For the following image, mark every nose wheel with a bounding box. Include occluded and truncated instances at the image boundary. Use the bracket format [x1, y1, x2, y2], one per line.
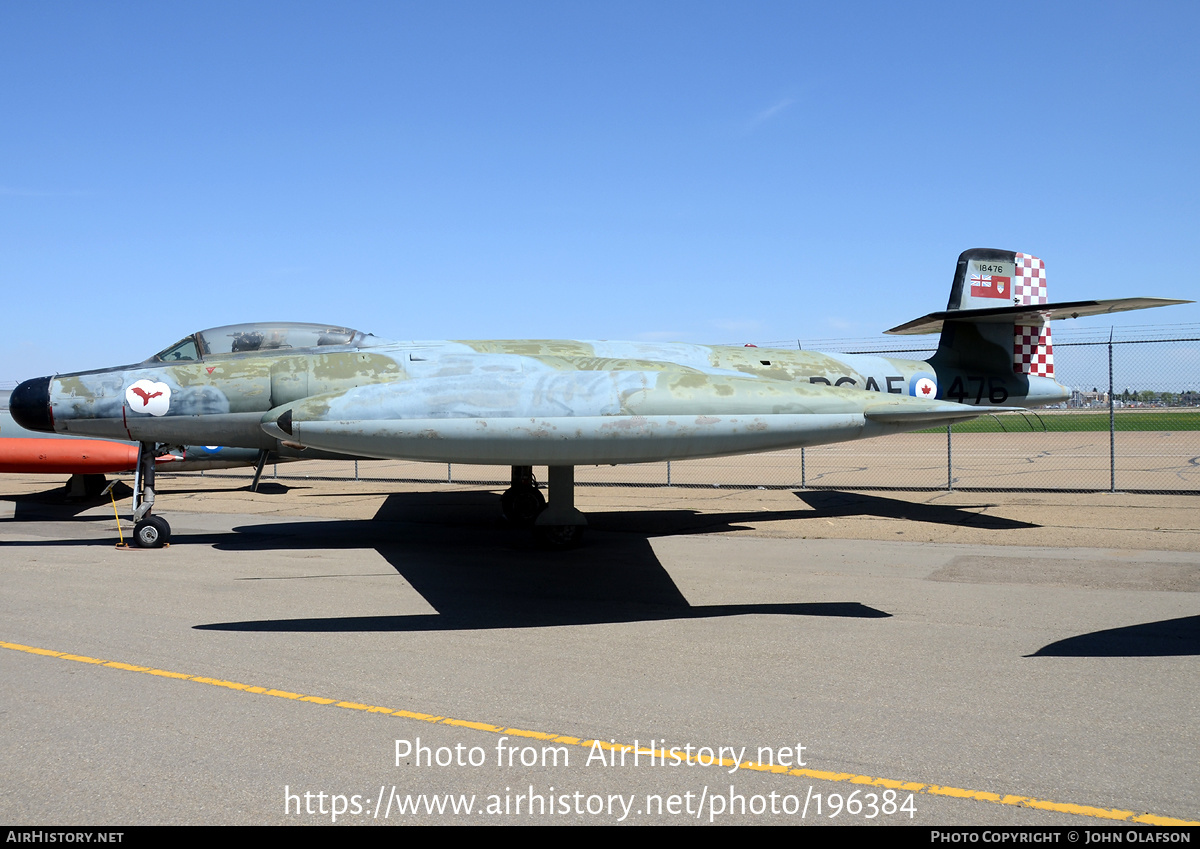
[133, 515, 171, 548]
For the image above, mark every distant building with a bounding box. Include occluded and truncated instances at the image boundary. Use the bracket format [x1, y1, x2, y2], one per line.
[1068, 389, 1109, 408]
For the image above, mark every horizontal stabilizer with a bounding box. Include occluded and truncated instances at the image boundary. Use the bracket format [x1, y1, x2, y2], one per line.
[886, 298, 1191, 336]
[863, 402, 1020, 425]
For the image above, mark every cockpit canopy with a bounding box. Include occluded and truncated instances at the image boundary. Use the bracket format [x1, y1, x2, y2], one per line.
[153, 322, 375, 363]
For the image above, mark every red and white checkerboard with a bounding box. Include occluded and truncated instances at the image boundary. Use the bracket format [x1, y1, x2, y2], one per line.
[1013, 252, 1047, 305]
[1014, 324, 1053, 377]
[1012, 253, 1052, 376]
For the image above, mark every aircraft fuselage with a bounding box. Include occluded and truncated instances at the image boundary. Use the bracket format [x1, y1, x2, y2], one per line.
[12, 333, 1063, 467]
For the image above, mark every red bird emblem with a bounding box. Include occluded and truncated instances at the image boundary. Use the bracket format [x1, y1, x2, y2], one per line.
[130, 387, 164, 406]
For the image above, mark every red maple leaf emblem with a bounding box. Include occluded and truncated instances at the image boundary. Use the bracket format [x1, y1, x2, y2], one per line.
[921, 383, 933, 395]
[131, 387, 164, 406]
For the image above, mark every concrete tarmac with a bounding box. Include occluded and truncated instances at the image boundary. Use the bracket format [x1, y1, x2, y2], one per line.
[1, 473, 1197, 826]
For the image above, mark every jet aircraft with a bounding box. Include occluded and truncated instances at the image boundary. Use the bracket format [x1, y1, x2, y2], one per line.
[9, 249, 1187, 548]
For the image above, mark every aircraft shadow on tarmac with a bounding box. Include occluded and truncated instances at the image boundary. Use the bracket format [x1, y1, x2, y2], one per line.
[193, 490, 891, 632]
[1027, 615, 1200, 658]
[6, 485, 1052, 631]
[0, 480, 295, 522]
[0, 481, 135, 520]
[792, 490, 1041, 530]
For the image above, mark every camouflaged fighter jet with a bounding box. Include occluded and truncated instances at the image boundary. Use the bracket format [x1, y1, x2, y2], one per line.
[9, 248, 1188, 548]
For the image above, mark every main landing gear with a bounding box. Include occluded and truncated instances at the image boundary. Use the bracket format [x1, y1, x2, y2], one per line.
[130, 442, 171, 548]
[500, 466, 546, 525]
[501, 465, 586, 549]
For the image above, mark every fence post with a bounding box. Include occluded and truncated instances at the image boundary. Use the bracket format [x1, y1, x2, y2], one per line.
[947, 425, 953, 491]
[1109, 329, 1116, 492]
[800, 447, 806, 489]
[354, 460, 359, 482]
[666, 460, 671, 486]
[447, 463, 453, 483]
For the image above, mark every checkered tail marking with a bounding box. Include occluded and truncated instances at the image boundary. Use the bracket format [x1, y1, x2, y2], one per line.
[1011, 253, 1052, 376]
[1013, 253, 1047, 305]
[1014, 325, 1053, 377]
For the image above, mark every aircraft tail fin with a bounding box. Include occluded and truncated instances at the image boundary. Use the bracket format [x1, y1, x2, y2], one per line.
[886, 248, 1190, 378]
[945, 248, 1047, 313]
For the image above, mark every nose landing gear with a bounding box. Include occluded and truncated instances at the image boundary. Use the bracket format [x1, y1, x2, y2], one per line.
[130, 442, 171, 548]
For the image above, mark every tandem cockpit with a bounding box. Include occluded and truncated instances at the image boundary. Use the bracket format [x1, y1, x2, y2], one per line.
[150, 322, 383, 363]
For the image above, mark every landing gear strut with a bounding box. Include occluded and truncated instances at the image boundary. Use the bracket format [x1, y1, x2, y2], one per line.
[131, 442, 170, 548]
[501, 465, 586, 548]
[500, 465, 545, 526]
[533, 465, 586, 549]
[249, 448, 270, 492]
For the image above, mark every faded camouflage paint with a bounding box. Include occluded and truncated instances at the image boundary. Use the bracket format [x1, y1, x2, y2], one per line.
[263, 353, 997, 465]
[49, 351, 402, 420]
[275, 350, 935, 426]
[456, 339, 1069, 407]
[40, 324, 1058, 461]
[281, 367, 858, 426]
[45, 344, 408, 449]
[461, 340, 943, 399]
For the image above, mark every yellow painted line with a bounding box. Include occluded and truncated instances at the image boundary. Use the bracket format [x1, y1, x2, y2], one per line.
[336, 701, 395, 714]
[742, 762, 791, 775]
[503, 727, 560, 741]
[265, 689, 301, 700]
[1136, 813, 1191, 826]
[59, 654, 106, 665]
[391, 709, 443, 722]
[1021, 800, 1135, 822]
[3, 638, 1197, 826]
[443, 718, 505, 733]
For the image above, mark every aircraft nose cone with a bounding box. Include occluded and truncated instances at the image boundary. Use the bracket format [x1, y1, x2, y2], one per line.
[9, 376, 54, 432]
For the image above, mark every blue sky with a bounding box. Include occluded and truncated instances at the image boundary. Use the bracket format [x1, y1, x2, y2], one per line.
[2, 1, 1197, 384]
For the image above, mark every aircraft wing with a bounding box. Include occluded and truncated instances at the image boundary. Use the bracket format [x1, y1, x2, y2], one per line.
[886, 298, 1192, 335]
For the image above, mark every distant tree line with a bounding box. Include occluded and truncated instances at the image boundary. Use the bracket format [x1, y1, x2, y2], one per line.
[1115, 388, 1200, 406]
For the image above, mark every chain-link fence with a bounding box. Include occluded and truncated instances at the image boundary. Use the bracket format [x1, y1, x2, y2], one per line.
[179, 327, 1200, 494]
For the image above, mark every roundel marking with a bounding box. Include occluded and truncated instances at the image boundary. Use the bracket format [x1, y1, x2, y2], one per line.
[125, 379, 172, 417]
[910, 375, 938, 399]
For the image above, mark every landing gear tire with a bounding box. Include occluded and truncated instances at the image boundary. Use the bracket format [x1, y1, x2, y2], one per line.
[534, 524, 584, 550]
[133, 515, 171, 549]
[501, 486, 546, 526]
